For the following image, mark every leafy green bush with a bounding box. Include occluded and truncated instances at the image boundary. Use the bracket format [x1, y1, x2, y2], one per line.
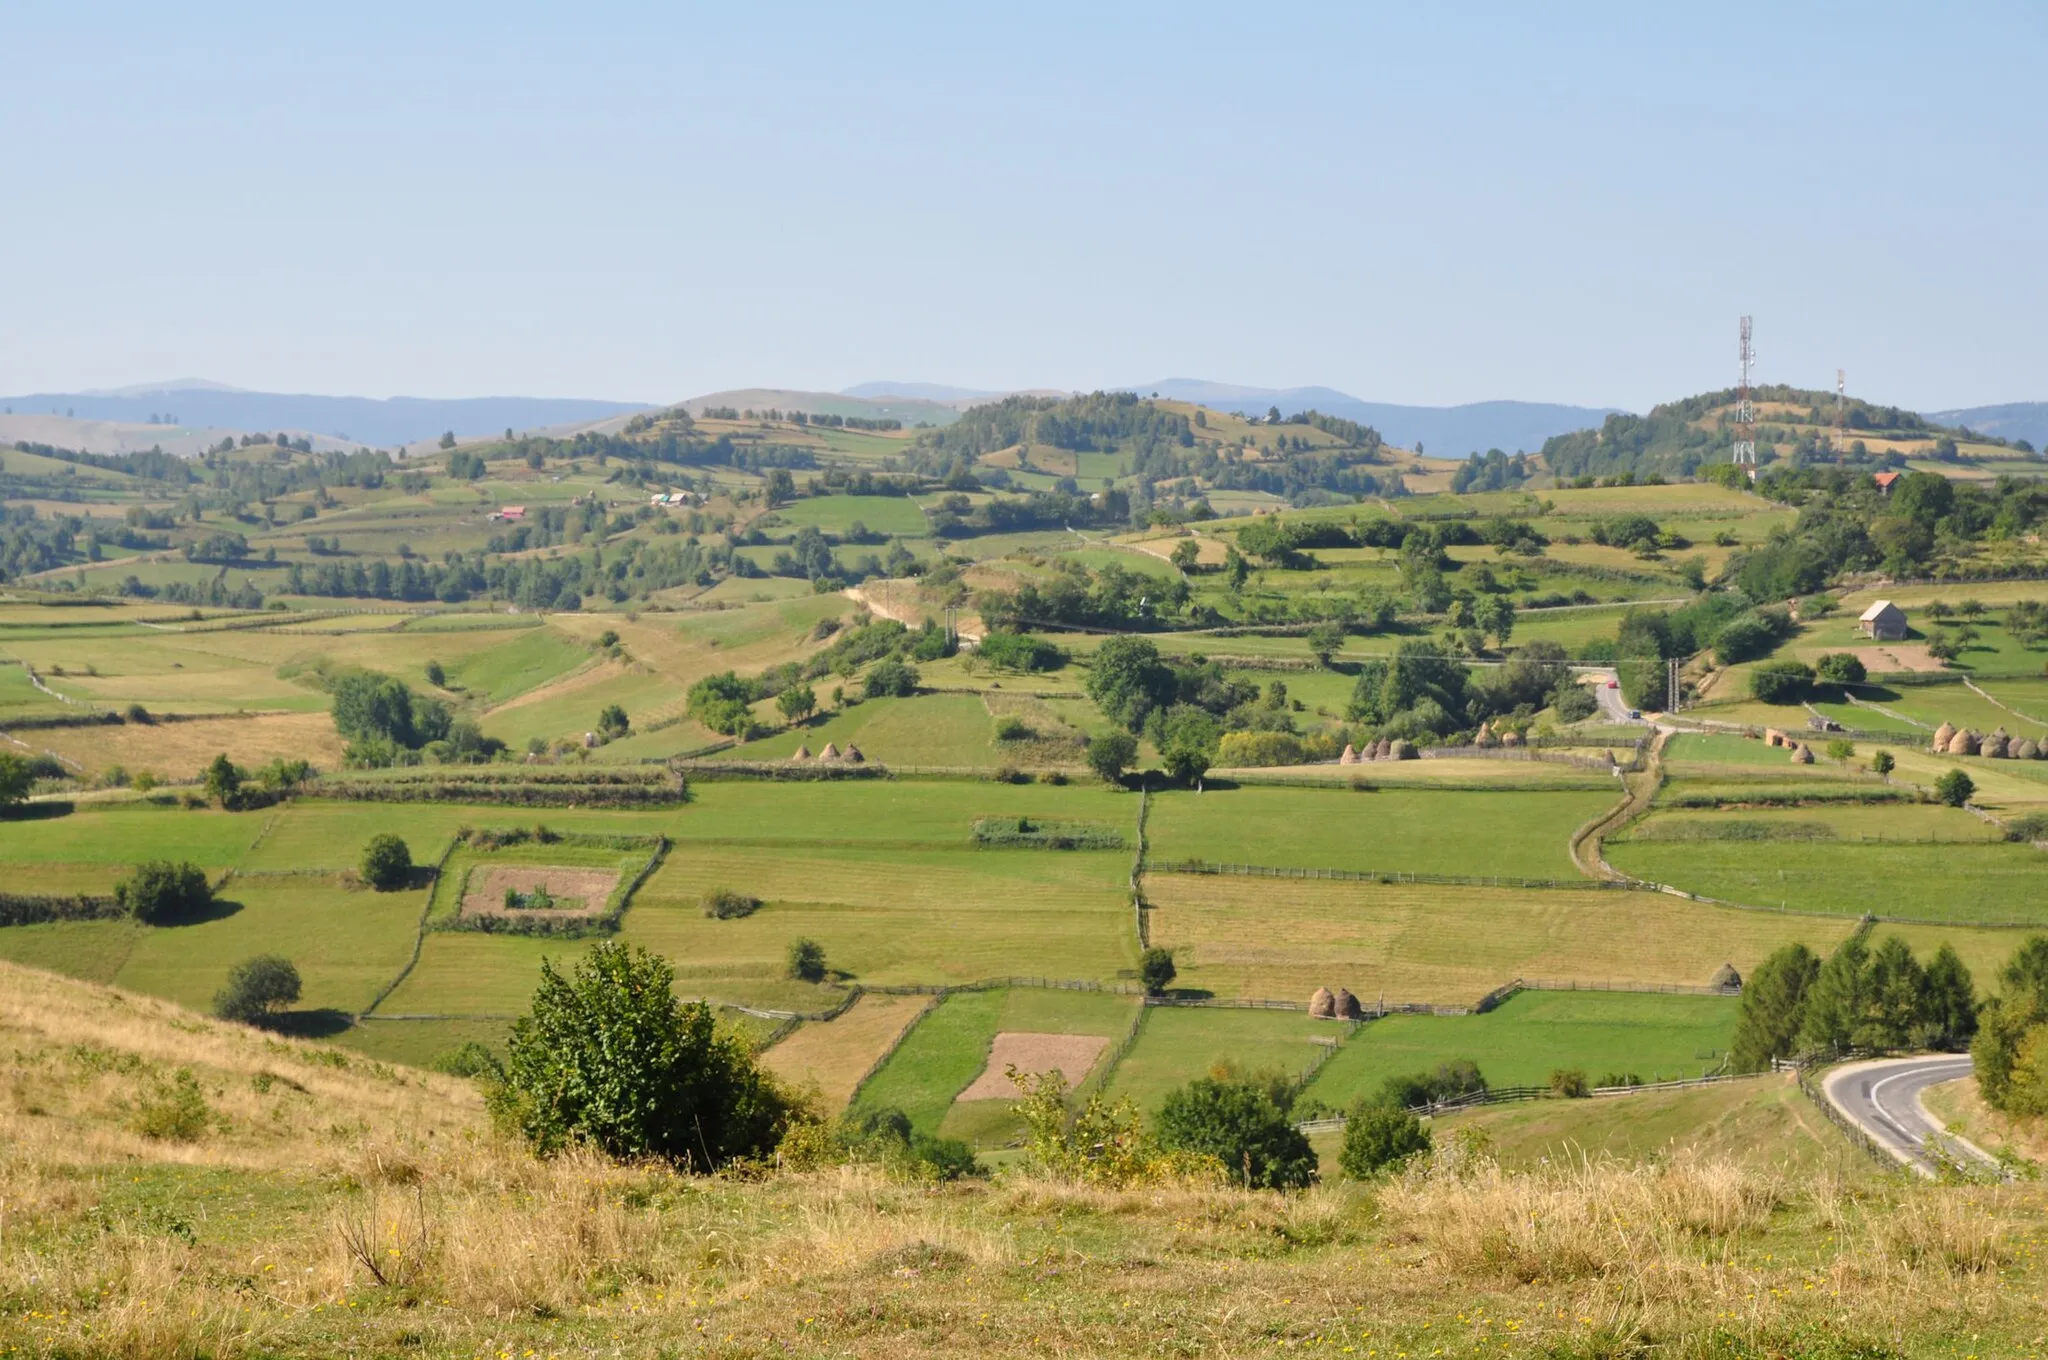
[1749, 660, 1815, 704]
[132, 1069, 212, 1141]
[1338, 1104, 1432, 1178]
[115, 861, 213, 925]
[1551, 681, 1599, 724]
[494, 942, 795, 1166]
[212, 955, 302, 1026]
[1550, 1067, 1591, 1098]
[1154, 1077, 1315, 1189]
[1138, 947, 1176, 996]
[1815, 652, 1867, 685]
[863, 658, 919, 699]
[993, 715, 1032, 742]
[702, 887, 760, 919]
[975, 631, 1067, 672]
[1936, 768, 1976, 807]
[1215, 730, 1306, 767]
[360, 834, 412, 891]
[431, 1042, 505, 1080]
[0, 751, 33, 807]
[1086, 730, 1137, 784]
[787, 937, 827, 982]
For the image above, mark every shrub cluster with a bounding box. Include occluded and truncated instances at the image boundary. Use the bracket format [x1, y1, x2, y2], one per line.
[971, 816, 1125, 850]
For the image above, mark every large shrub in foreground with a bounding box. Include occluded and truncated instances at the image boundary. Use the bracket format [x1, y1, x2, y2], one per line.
[1154, 1077, 1315, 1189]
[495, 943, 795, 1168]
[1339, 1104, 1432, 1179]
[115, 860, 212, 924]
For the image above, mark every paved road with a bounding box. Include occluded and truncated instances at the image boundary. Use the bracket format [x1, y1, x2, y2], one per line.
[1821, 1055, 1995, 1177]
[1582, 667, 1649, 727]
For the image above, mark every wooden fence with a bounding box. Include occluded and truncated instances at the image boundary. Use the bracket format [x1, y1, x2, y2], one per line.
[1151, 859, 1648, 892]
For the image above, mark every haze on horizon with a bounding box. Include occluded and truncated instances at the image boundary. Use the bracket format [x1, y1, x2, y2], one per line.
[3, 2, 2043, 413]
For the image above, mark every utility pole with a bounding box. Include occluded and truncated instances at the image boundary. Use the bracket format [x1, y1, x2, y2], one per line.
[1731, 317, 1758, 466]
[1833, 368, 1848, 459]
[1668, 658, 1680, 713]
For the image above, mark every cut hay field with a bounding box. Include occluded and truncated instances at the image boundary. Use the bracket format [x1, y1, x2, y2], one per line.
[1604, 838, 2048, 922]
[725, 693, 1005, 766]
[761, 495, 929, 537]
[620, 844, 1135, 1002]
[1144, 785, 1612, 878]
[0, 803, 268, 868]
[1301, 990, 1739, 1110]
[758, 992, 932, 1107]
[1218, 757, 1618, 789]
[1619, 801, 2004, 843]
[1106, 1006, 1337, 1113]
[29, 711, 348, 780]
[1141, 872, 1863, 1004]
[441, 626, 592, 703]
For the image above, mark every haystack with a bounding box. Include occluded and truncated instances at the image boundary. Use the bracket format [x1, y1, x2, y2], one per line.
[1333, 988, 1363, 1020]
[819, 742, 842, 760]
[843, 744, 865, 763]
[1933, 721, 1958, 750]
[1308, 986, 1336, 1019]
[791, 743, 812, 761]
[1474, 722, 1499, 749]
[1501, 728, 1523, 748]
[1791, 744, 1814, 764]
[1339, 744, 1358, 765]
[1948, 729, 1979, 756]
[1984, 732, 2010, 759]
[1374, 737, 1393, 760]
[1709, 962, 1742, 992]
[2016, 738, 2042, 760]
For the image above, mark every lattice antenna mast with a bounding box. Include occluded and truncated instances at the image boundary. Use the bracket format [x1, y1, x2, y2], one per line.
[1833, 368, 1847, 458]
[1731, 316, 1757, 465]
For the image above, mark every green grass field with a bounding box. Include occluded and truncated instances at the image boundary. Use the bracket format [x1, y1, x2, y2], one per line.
[1301, 990, 1738, 1110]
[442, 626, 591, 703]
[1606, 838, 2048, 922]
[850, 989, 1004, 1134]
[1106, 1006, 1338, 1112]
[762, 495, 929, 537]
[0, 804, 269, 868]
[1144, 785, 1611, 878]
[726, 694, 1005, 766]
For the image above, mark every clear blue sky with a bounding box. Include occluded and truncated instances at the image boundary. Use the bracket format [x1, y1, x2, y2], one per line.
[3, 1, 2042, 411]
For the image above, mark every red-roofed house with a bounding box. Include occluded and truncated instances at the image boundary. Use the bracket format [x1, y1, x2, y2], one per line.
[1873, 471, 1901, 494]
[490, 505, 527, 522]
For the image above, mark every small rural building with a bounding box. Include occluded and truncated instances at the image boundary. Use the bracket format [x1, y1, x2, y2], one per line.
[1859, 599, 1907, 641]
[490, 505, 527, 522]
[1873, 470, 1902, 494]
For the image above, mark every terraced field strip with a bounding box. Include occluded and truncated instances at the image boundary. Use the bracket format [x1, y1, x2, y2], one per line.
[758, 992, 933, 1108]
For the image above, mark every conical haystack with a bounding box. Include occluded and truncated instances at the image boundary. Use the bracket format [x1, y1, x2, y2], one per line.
[819, 742, 842, 760]
[1710, 962, 1742, 992]
[1948, 730, 1978, 755]
[1374, 737, 1393, 760]
[1791, 744, 1814, 764]
[1474, 723, 1499, 749]
[1501, 728, 1523, 747]
[2016, 738, 2042, 760]
[1984, 733, 2010, 759]
[1308, 986, 1336, 1019]
[1333, 988, 1363, 1020]
[1339, 744, 1358, 765]
[1933, 721, 1958, 750]
[843, 744, 865, 763]
[791, 743, 812, 760]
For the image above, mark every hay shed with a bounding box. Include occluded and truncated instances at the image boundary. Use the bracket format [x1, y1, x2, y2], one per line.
[1764, 728, 1787, 747]
[819, 742, 842, 760]
[1933, 721, 1958, 750]
[1333, 987, 1363, 1020]
[1710, 962, 1742, 992]
[1308, 986, 1336, 1019]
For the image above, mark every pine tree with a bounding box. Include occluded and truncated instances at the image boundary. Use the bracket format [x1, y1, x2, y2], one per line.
[1729, 942, 1820, 1070]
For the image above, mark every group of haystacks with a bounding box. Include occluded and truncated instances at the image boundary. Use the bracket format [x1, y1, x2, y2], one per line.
[1471, 719, 1525, 749]
[788, 741, 865, 763]
[1338, 738, 1417, 763]
[1761, 728, 1819, 764]
[1308, 986, 1366, 1019]
[1931, 722, 2044, 760]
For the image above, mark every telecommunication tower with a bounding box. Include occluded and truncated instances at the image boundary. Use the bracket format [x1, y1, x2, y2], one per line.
[1731, 316, 1757, 465]
[1832, 368, 1847, 459]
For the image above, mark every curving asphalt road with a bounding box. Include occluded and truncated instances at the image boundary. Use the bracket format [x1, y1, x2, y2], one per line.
[1820, 1055, 1997, 1177]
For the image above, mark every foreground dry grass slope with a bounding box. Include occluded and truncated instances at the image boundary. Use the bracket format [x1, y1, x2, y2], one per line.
[3, 957, 2046, 1358]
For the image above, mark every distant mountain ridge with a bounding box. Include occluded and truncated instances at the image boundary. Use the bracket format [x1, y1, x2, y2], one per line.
[0, 384, 652, 448]
[1127, 379, 1621, 456]
[1925, 402, 2048, 449]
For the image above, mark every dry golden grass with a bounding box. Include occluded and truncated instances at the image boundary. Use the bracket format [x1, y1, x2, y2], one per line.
[1143, 872, 1860, 1003]
[7, 957, 2048, 1358]
[759, 993, 932, 1107]
[31, 711, 348, 780]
